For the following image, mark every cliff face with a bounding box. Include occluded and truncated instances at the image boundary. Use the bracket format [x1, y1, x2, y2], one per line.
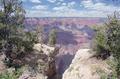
[62, 49, 110, 79]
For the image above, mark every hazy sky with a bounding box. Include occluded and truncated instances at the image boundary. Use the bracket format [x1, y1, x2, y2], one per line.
[22, 0, 120, 17]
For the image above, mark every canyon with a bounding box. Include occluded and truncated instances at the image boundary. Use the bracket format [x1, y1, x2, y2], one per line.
[24, 17, 105, 76]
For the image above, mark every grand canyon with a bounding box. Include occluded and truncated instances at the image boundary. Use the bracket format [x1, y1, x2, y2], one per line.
[0, 0, 120, 79]
[24, 17, 105, 74]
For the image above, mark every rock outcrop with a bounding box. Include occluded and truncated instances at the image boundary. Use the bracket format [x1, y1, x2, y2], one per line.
[33, 44, 59, 78]
[62, 49, 110, 79]
[19, 44, 59, 79]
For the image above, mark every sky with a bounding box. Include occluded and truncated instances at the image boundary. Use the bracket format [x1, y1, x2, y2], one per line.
[22, 0, 120, 17]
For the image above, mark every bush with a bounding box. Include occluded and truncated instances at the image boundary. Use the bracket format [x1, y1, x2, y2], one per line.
[48, 29, 57, 46]
[106, 58, 118, 79]
[3, 29, 37, 68]
[93, 12, 120, 77]
[36, 25, 45, 44]
[92, 25, 110, 59]
[0, 69, 22, 79]
[106, 12, 120, 76]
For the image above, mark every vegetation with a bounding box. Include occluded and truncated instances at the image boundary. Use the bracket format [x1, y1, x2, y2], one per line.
[106, 58, 118, 79]
[0, 0, 36, 68]
[96, 68, 108, 79]
[36, 25, 45, 44]
[92, 25, 109, 59]
[106, 12, 120, 76]
[93, 12, 120, 78]
[48, 29, 57, 46]
[0, 69, 23, 79]
[0, 1, 58, 79]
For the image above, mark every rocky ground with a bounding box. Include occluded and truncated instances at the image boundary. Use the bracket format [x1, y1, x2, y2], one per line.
[0, 45, 111, 79]
[0, 44, 59, 79]
[62, 49, 111, 79]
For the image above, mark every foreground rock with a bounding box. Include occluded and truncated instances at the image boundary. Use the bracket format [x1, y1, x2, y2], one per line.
[62, 49, 110, 79]
[19, 44, 59, 79]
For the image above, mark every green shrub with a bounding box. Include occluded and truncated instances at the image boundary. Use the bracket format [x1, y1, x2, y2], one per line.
[36, 25, 45, 44]
[92, 25, 110, 59]
[0, 0, 36, 68]
[96, 68, 107, 79]
[0, 69, 22, 79]
[3, 30, 37, 68]
[106, 58, 118, 79]
[48, 29, 57, 46]
[105, 12, 120, 76]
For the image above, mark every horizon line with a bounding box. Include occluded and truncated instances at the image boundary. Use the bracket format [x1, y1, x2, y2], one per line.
[25, 16, 107, 18]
